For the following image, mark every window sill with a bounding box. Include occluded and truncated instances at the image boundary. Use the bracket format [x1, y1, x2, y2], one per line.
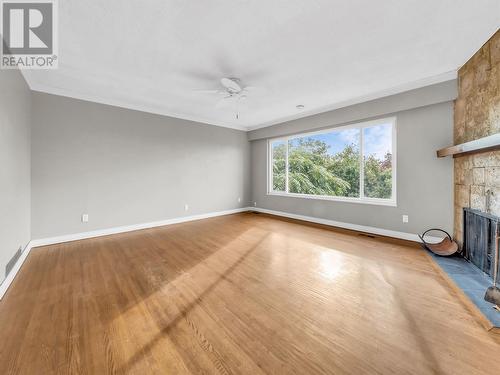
[266, 191, 397, 207]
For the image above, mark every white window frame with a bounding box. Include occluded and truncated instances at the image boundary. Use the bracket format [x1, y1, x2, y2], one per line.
[267, 117, 397, 207]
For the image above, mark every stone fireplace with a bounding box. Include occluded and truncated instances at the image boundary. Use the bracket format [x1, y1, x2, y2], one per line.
[454, 29, 500, 248]
[421, 29, 500, 331]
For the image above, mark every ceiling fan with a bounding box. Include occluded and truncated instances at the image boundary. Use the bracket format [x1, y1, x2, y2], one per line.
[196, 77, 261, 119]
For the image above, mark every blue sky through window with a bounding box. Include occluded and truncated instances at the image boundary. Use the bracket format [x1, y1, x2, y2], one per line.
[363, 123, 392, 160]
[289, 123, 392, 160]
[289, 129, 359, 155]
[313, 128, 359, 155]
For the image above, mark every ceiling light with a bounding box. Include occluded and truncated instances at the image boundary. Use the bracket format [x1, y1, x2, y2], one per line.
[296, 104, 305, 109]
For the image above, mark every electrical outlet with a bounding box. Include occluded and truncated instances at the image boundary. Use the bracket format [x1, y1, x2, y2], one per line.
[253, 202, 257, 207]
[81, 214, 89, 223]
[402, 215, 409, 223]
[238, 197, 241, 203]
[184, 204, 189, 211]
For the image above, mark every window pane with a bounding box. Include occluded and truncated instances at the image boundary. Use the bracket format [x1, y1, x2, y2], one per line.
[271, 140, 286, 191]
[288, 129, 360, 197]
[363, 124, 393, 199]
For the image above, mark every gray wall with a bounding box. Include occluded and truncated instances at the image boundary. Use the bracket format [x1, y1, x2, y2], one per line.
[250, 99, 454, 235]
[31, 93, 251, 239]
[0, 69, 31, 281]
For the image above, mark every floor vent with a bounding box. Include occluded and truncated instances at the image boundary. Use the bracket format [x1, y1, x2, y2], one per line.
[5, 246, 23, 278]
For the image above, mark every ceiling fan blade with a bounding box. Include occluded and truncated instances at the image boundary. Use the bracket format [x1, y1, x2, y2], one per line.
[193, 89, 221, 94]
[215, 96, 238, 109]
[242, 86, 267, 94]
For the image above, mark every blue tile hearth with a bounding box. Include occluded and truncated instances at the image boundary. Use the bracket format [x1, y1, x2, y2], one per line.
[429, 252, 500, 329]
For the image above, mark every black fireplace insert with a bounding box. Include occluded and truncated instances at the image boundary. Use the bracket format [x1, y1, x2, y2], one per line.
[463, 208, 500, 278]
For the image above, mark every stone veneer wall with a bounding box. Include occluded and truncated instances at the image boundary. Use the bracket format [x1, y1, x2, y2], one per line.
[454, 29, 500, 247]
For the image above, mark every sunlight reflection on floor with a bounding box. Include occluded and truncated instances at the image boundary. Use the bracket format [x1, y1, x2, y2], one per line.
[318, 250, 343, 280]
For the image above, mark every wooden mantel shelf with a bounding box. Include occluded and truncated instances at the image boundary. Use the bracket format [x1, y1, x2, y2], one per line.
[437, 134, 500, 158]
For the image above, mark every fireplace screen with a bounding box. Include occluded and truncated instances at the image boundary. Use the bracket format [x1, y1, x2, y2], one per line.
[463, 208, 499, 278]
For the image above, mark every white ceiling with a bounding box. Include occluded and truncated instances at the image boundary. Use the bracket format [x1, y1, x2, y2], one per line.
[23, 1, 500, 131]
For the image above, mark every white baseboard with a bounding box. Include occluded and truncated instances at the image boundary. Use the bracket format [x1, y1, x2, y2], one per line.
[0, 206, 432, 300]
[30, 207, 250, 248]
[249, 207, 435, 243]
[0, 207, 249, 300]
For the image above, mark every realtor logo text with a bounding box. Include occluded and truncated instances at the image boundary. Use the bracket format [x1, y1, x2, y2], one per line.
[1, 0, 58, 69]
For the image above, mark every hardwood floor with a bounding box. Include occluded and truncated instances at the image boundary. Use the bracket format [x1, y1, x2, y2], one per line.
[1, 212, 499, 374]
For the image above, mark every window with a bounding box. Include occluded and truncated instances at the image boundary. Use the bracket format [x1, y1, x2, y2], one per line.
[271, 140, 286, 192]
[268, 118, 396, 206]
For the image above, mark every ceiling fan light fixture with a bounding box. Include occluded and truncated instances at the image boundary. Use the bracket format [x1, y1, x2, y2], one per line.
[220, 77, 242, 93]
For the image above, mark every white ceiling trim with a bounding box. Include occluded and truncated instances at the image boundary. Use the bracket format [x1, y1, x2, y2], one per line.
[246, 70, 458, 131]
